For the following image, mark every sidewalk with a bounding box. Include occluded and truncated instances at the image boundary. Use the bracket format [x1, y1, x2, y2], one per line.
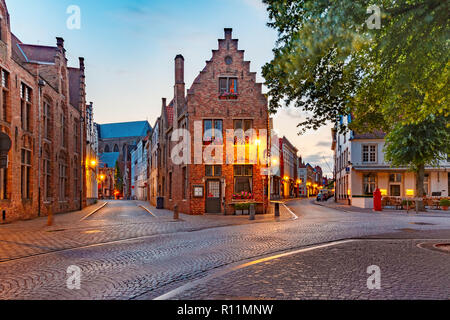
[315, 199, 450, 218]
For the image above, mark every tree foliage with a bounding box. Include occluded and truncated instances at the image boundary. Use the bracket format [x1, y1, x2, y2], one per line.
[262, 0, 449, 133]
[114, 161, 123, 193]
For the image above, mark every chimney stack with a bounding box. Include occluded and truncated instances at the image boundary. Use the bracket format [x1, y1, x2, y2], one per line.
[56, 37, 64, 49]
[224, 28, 232, 40]
[79, 57, 85, 71]
[175, 54, 184, 84]
[162, 98, 167, 108]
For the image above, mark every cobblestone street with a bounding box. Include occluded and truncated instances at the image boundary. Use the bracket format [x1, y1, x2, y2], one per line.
[0, 199, 449, 300]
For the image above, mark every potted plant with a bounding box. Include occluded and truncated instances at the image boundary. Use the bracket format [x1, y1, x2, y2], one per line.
[235, 203, 251, 215]
[402, 200, 414, 210]
[440, 199, 450, 211]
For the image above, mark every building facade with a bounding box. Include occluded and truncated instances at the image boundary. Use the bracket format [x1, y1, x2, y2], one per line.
[85, 102, 98, 205]
[152, 29, 269, 215]
[97, 121, 151, 199]
[332, 116, 450, 208]
[131, 137, 149, 201]
[0, 1, 90, 223]
[98, 152, 119, 199]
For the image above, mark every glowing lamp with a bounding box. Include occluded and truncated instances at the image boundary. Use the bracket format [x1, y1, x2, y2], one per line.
[406, 189, 414, 196]
[347, 189, 351, 196]
[380, 189, 388, 196]
[90, 159, 97, 167]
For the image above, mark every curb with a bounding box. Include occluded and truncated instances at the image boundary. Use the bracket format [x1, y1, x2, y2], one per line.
[80, 202, 108, 221]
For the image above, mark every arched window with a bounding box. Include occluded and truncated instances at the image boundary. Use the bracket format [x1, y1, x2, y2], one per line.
[104, 145, 110, 153]
[43, 98, 52, 139]
[58, 152, 68, 201]
[114, 144, 119, 153]
[43, 147, 52, 201]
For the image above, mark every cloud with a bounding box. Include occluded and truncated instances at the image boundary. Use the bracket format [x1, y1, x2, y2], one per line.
[241, 0, 268, 16]
[316, 141, 331, 148]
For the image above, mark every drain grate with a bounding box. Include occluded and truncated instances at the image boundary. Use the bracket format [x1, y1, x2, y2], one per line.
[47, 229, 66, 233]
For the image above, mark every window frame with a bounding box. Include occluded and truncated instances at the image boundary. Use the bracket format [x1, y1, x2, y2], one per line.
[203, 119, 223, 145]
[218, 77, 238, 95]
[233, 165, 253, 195]
[362, 144, 377, 164]
[21, 148, 32, 200]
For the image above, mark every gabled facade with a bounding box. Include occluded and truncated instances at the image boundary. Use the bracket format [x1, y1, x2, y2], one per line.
[152, 28, 269, 215]
[0, 1, 89, 222]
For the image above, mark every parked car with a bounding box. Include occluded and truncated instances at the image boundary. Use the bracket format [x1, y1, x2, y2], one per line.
[317, 189, 332, 202]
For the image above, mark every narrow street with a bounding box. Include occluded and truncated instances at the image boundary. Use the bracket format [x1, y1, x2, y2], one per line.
[0, 200, 449, 300]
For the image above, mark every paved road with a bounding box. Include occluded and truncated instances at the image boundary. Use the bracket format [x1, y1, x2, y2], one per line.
[0, 199, 449, 300]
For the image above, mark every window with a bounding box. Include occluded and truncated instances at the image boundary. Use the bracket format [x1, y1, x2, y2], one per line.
[0, 167, 7, 200]
[363, 174, 376, 195]
[20, 84, 32, 132]
[59, 156, 68, 201]
[390, 185, 401, 197]
[73, 120, 79, 153]
[182, 167, 187, 200]
[206, 165, 222, 177]
[423, 174, 429, 196]
[43, 151, 51, 201]
[43, 100, 51, 139]
[219, 77, 238, 94]
[114, 144, 119, 153]
[21, 148, 32, 199]
[74, 159, 79, 200]
[362, 145, 377, 163]
[389, 174, 402, 183]
[0, 69, 9, 122]
[203, 119, 223, 145]
[104, 145, 110, 153]
[60, 113, 66, 147]
[169, 172, 172, 200]
[234, 165, 253, 194]
[233, 119, 253, 145]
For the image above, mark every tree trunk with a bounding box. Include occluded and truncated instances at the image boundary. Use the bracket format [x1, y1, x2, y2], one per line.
[415, 164, 426, 212]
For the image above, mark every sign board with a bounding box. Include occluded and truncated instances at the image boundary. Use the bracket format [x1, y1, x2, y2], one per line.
[193, 186, 204, 198]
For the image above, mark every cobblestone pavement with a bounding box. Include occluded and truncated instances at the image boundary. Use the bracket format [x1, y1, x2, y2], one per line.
[171, 235, 450, 300]
[0, 199, 449, 300]
[0, 200, 292, 262]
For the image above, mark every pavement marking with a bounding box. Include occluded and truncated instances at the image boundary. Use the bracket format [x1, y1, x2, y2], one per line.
[153, 239, 355, 300]
[79, 202, 108, 222]
[138, 205, 157, 218]
[282, 203, 299, 220]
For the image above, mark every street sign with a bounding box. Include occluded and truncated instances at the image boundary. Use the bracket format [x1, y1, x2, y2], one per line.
[0, 132, 11, 169]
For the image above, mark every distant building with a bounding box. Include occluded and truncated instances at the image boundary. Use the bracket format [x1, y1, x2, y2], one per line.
[97, 121, 151, 199]
[98, 152, 120, 199]
[130, 137, 149, 201]
[85, 102, 98, 205]
[332, 116, 450, 208]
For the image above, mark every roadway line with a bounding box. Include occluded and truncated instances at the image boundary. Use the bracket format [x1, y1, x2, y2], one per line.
[282, 203, 299, 220]
[153, 239, 355, 300]
[80, 202, 108, 222]
[138, 205, 157, 218]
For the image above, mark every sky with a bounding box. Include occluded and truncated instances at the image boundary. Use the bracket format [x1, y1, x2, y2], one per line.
[7, 0, 334, 176]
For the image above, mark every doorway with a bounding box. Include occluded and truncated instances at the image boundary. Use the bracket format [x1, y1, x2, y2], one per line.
[206, 180, 221, 213]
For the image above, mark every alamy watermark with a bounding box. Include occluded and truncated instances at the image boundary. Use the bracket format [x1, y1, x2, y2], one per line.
[366, 5, 382, 30]
[66, 5, 81, 30]
[67, 265, 82, 290]
[367, 265, 381, 290]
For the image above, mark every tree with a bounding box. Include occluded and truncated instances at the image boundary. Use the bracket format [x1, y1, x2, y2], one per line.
[262, 0, 449, 209]
[385, 115, 450, 210]
[114, 161, 123, 195]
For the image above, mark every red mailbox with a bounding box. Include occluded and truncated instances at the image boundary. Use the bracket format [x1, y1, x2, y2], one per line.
[373, 188, 382, 212]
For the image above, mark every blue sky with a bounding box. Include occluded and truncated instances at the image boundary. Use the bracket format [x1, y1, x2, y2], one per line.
[8, 0, 333, 176]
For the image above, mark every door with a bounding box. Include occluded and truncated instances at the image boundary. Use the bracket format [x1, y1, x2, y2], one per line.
[206, 180, 221, 213]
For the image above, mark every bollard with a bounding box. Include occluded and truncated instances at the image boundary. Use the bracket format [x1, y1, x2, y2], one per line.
[47, 206, 53, 226]
[275, 202, 280, 217]
[173, 204, 179, 220]
[249, 204, 255, 221]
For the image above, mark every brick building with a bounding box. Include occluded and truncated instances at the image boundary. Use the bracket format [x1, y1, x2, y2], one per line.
[0, 1, 90, 223]
[151, 28, 269, 215]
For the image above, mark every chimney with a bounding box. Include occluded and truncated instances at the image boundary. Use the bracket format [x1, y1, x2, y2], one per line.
[56, 37, 64, 49]
[224, 28, 232, 40]
[175, 54, 184, 84]
[162, 98, 167, 109]
[79, 57, 85, 71]
[174, 55, 185, 120]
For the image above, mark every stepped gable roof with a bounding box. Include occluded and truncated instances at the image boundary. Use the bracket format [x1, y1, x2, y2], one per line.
[98, 121, 151, 140]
